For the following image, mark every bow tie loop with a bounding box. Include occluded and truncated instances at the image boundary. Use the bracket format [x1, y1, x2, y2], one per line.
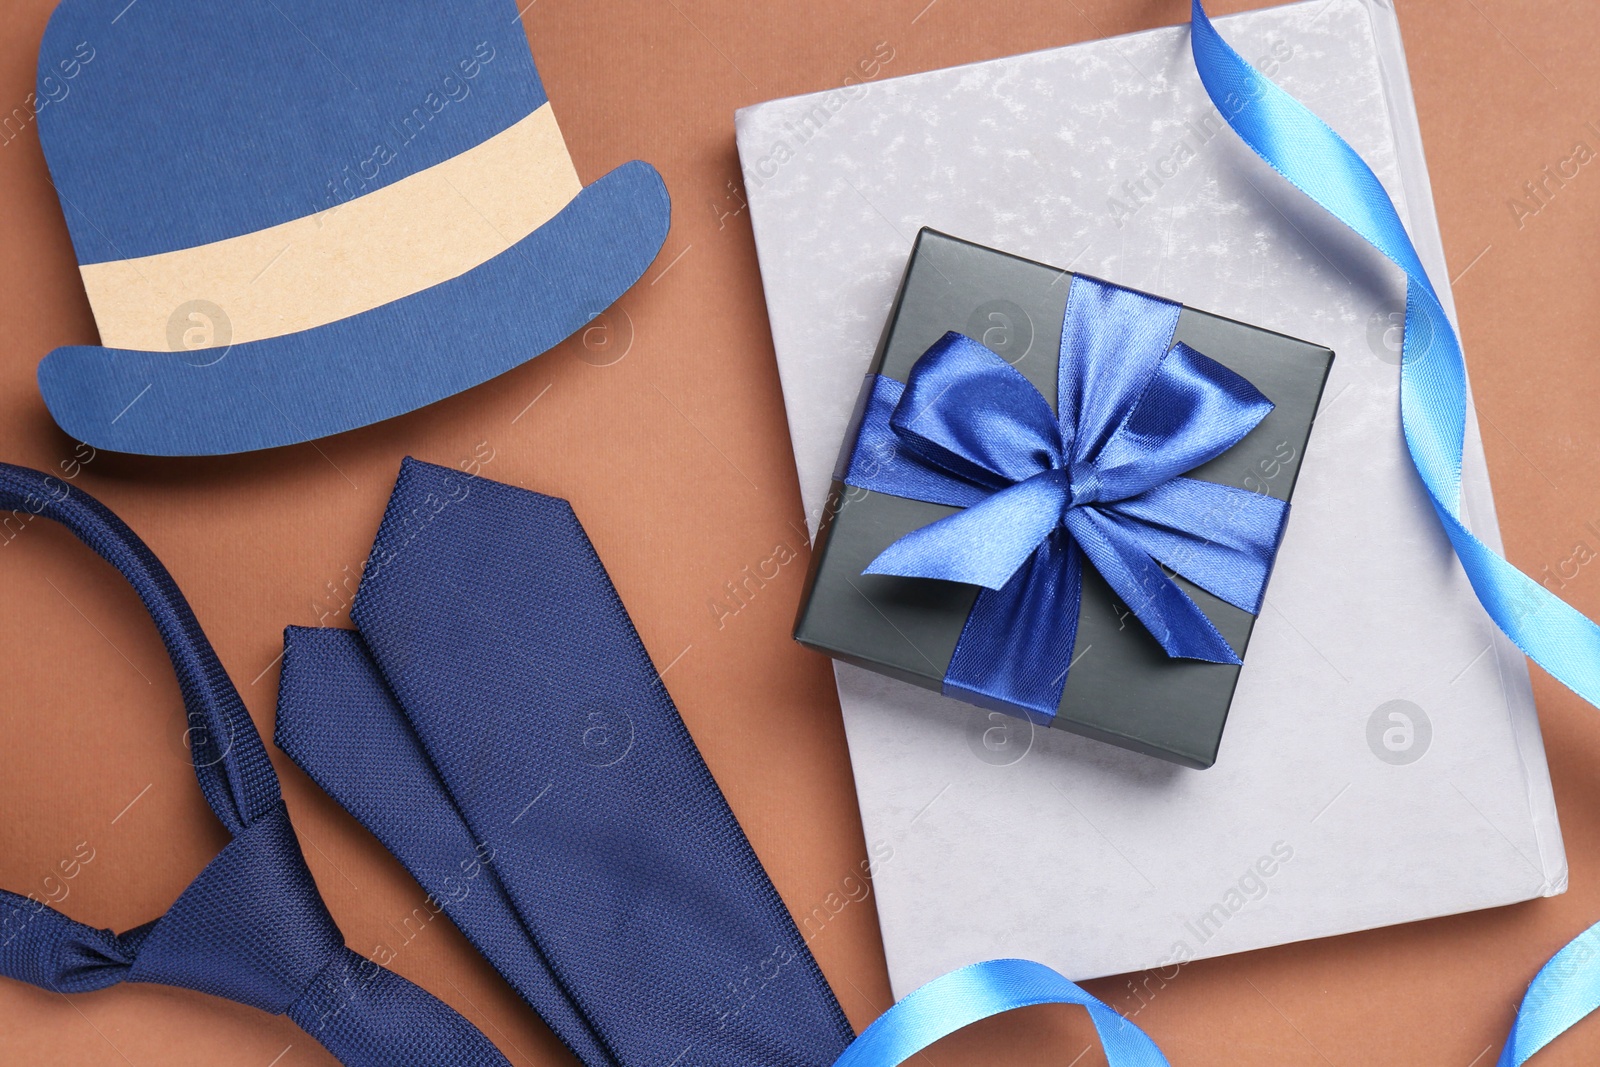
[887, 332, 1066, 491]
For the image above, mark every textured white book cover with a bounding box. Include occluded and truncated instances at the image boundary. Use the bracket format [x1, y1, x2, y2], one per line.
[736, 0, 1565, 989]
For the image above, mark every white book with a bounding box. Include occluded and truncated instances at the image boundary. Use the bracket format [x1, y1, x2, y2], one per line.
[735, 0, 1565, 988]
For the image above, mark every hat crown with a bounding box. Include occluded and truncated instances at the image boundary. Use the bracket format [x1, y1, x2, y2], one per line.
[38, 0, 548, 264]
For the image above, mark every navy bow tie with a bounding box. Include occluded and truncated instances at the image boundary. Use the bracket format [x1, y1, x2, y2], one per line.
[0, 462, 513, 1066]
[274, 458, 856, 1067]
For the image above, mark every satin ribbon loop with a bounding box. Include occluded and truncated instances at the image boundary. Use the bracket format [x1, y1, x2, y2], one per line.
[1088, 342, 1275, 501]
[845, 275, 1283, 715]
[889, 332, 1064, 489]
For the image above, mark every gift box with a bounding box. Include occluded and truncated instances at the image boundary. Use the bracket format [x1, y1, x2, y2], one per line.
[738, 0, 1563, 990]
[795, 228, 1332, 768]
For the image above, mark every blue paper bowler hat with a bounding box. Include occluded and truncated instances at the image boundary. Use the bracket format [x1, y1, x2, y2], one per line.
[34, 0, 670, 456]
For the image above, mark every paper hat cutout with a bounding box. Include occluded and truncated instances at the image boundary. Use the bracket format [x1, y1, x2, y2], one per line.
[34, 0, 670, 456]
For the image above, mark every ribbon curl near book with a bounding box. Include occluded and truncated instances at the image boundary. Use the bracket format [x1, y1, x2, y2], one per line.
[1189, 2, 1600, 1061]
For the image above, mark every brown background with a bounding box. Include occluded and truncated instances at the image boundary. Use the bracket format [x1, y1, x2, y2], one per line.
[1, 0, 1597, 1063]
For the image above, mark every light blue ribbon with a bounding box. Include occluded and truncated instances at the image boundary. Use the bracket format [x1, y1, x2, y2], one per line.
[829, 6, 1600, 1065]
[1187, 1, 1600, 1060]
[1497, 922, 1600, 1065]
[1189, 0, 1600, 698]
[833, 959, 1169, 1067]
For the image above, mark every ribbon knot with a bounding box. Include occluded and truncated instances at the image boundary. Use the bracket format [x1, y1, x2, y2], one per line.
[1, 802, 348, 1014]
[844, 275, 1293, 719]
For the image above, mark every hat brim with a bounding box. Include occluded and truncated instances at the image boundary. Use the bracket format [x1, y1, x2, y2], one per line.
[38, 160, 671, 456]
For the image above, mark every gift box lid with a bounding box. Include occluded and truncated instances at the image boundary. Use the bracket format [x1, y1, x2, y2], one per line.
[795, 228, 1334, 768]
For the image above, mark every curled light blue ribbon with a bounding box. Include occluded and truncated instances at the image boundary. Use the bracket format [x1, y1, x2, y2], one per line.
[1497, 922, 1600, 1065]
[1189, 1, 1600, 698]
[832, 959, 1169, 1067]
[1186, 1, 1600, 1060]
[844, 275, 1288, 719]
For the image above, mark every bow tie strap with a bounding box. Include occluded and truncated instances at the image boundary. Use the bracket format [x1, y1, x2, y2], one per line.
[0, 462, 512, 1067]
[0, 463, 278, 836]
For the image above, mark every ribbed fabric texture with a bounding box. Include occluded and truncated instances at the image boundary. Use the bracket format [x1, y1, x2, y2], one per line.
[276, 457, 856, 1067]
[0, 462, 512, 1067]
[276, 626, 615, 1067]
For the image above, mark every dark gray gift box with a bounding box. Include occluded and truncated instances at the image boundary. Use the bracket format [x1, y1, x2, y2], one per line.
[794, 229, 1334, 768]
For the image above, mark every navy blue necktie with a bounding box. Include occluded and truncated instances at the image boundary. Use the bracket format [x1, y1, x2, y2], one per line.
[275, 458, 856, 1067]
[0, 462, 513, 1067]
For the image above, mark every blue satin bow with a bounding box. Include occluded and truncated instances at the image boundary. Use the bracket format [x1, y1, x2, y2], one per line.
[845, 275, 1289, 718]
